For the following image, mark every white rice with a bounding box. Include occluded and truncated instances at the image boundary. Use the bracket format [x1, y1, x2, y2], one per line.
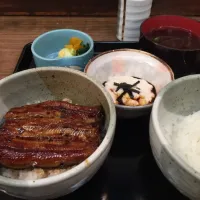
[172, 110, 200, 173]
[1, 167, 71, 180]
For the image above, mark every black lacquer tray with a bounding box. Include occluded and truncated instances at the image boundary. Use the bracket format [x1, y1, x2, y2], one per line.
[1, 42, 188, 200]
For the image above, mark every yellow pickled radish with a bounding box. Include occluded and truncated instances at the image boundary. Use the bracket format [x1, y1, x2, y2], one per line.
[73, 44, 83, 50]
[69, 37, 82, 46]
[64, 44, 74, 49]
[58, 37, 87, 58]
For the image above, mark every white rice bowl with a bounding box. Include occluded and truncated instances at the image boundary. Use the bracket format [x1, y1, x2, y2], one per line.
[150, 74, 200, 200]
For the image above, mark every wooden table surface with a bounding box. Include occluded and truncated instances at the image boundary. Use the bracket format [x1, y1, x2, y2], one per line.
[1, 15, 200, 79]
[0, 16, 118, 79]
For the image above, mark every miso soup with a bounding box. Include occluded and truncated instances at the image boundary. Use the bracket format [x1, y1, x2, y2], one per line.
[146, 27, 200, 50]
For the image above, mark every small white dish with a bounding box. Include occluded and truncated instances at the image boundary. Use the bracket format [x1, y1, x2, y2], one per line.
[85, 49, 174, 118]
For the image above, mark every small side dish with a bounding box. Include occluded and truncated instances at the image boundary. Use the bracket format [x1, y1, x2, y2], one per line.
[58, 37, 90, 58]
[31, 29, 94, 69]
[85, 49, 173, 118]
[103, 76, 156, 106]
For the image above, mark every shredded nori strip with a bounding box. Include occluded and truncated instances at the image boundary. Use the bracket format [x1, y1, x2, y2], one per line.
[102, 81, 106, 86]
[133, 76, 157, 97]
[132, 76, 141, 79]
[151, 86, 157, 102]
[114, 81, 140, 92]
[131, 89, 140, 94]
[116, 91, 127, 105]
[114, 81, 140, 105]
[127, 90, 134, 98]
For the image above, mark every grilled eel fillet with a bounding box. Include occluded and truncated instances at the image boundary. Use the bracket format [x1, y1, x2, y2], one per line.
[0, 101, 103, 169]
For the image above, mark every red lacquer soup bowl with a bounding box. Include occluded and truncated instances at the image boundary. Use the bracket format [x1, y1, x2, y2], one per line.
[139, 15, 200, 78]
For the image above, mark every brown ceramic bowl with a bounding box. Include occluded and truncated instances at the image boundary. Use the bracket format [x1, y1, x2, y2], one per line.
[85, 49, 174, 118]
[0, 67, 116, 199]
